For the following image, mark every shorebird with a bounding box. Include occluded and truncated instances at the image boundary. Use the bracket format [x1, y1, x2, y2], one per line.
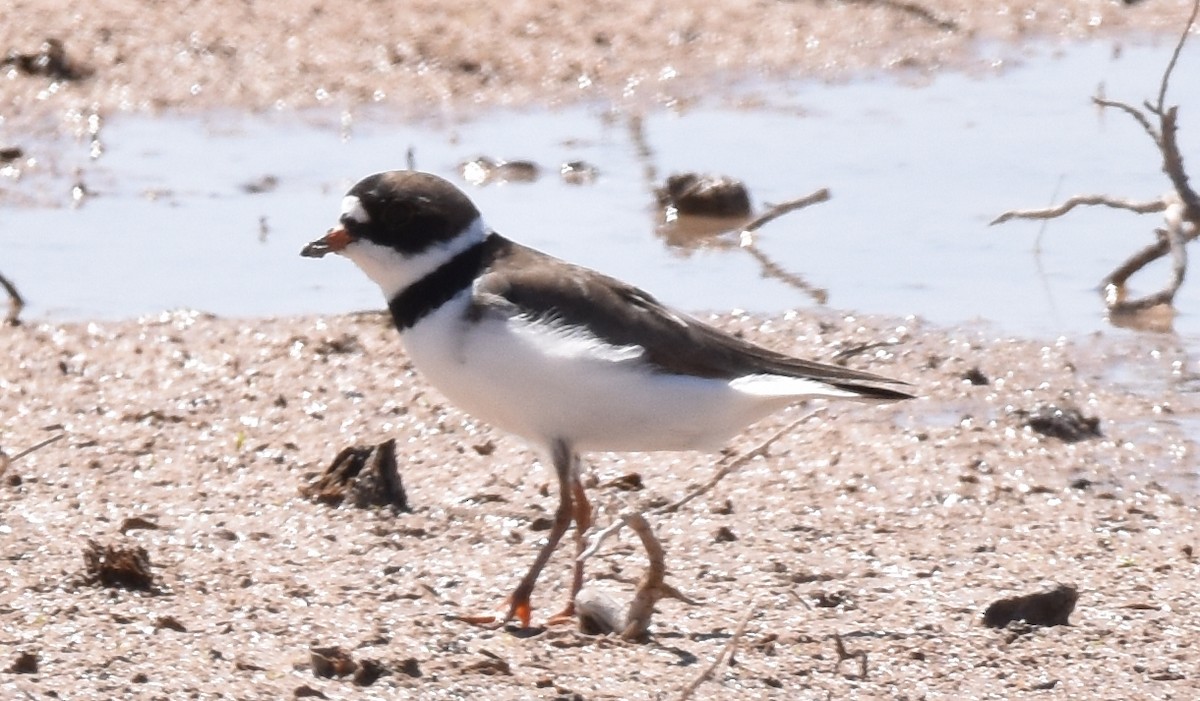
[302, 170, 912, 626]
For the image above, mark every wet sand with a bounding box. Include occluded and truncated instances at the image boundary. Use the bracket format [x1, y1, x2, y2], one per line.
[4, 1, 1200, 699]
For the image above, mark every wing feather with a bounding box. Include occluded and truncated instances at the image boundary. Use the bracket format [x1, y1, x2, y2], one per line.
[472, 236, 913, 401]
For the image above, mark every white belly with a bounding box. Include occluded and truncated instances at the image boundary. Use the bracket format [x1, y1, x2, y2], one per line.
[399, 293, 796, 452]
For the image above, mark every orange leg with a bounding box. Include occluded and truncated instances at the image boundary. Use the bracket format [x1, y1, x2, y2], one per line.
[504, 440, 576, 628]
[547, 473, 592, 624]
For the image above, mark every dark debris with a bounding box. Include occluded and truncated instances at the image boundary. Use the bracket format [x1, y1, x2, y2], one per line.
[656, 172, 751, 218]
[9, 651, 38, 674]
[2, 39, 92, 81]
[301, 439, 410, 511]
[1018, 405, 1101, 443]
[82, 540, 154, 591]
[983, 583, 1079, 628]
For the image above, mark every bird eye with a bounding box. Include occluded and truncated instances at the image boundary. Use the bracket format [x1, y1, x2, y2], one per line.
[339, 195, 372, 226]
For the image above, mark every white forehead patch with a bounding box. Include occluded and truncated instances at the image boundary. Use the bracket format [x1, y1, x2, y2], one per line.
[340, 195, 370, 224]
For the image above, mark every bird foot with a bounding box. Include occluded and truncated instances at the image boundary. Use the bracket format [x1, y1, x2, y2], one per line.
[452, 594, 532, 629]
[454, 614, 505, 628]
[507, 598, 534, 629]
[544, 603, 577, 627]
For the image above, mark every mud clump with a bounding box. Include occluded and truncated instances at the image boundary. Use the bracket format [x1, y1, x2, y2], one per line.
[983, 583, 1079, 628]
[9, 651, 39, 674]
[301, 439, 410, 511]
[657, 173, 752, 218]
[1018, 405, 1101, 443]
[2, 39, 92, 81]
[309, 646, 387, 686]
[82, 540, 155, 591]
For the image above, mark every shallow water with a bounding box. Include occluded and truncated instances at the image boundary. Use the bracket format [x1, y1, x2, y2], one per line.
[2, 40, 1198, 339]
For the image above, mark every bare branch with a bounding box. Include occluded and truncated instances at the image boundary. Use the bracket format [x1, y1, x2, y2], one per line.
[678, 607, 754, 701]
[1093, 97, 1160, 145]
[995, 0, 1199, 319]
[659, 408, 826, 514]
[1161, 107, 1200, 224]
[834, 632, 869, 678]
[841, 0, 959, 31]
[738, 188, 831, 237]
[740, 244, 829, 305]
[8, 434, 65, 463]
[2, 434, 65, 477]
[580, 408, 826, 563]
[0, 272, 24, 326]
[990, 195, 1165, 226]
[620, 512, 698, 641]
[1106, 208, 1192, 313]
[1155, 0, 1200, 113]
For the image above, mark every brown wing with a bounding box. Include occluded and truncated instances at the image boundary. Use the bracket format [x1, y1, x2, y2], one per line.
[473, 237, 913, 401]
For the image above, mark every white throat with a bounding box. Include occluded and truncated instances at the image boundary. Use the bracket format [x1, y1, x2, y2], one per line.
[340, 216, 488, 301]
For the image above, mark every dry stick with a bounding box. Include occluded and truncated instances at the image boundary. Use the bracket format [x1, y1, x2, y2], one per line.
[735, 189, 833, 305]
[842, 0, 959, 31]
[1155, 0, 1200, 115]
[620, 512, 698, 641]
[1108, 218, 1190, 312]
[741, 245, 829, 305]
[0, 272, 24, 326]
[8, 434, 64, 462]
[833, 632, 869, 679]
[678, 606, 755, 701]
[995, 0, 1200, 313]
[1099, 0, 1200, 312]
[1093, 97, 1160, 144]
[1104, 219, 1200, 285]
[660, 407, 826, 514]
[1160, 106, 1200, 223]
[738, 188, 831, 237]
[0, 434, 65, 477]
[579, 408, 825, 560]
[989, 195, 1165, 226]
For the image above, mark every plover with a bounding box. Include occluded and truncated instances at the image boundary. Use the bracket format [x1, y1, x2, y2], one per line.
[302, 170, 912, 627]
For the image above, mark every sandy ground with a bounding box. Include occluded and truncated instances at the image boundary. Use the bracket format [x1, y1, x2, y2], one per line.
[4, 1, 1200, 699]
[1, 0, 1199, 132]
[2, 310, 1199, 701]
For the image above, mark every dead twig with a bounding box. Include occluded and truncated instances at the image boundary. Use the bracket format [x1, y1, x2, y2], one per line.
[1, 434, 65, 476]
[737, 189, 831, 238]
[990, 0, 1200, 315]
[740, 244, 830, 305]
[8, 434, 64, 463]
[990, 195, 1165, 225]
[833, 632, 869, 678]
[678, 607, 755, 701]
[573, 512, 696, 638]
[841, 0, 959, 31]
[579, 407, 825, 562]
[0, 272, 24, 326]
[659, 407, 826, 514]
[620, 512, 697, 641]
[578, 406, 825, 606]
[733, 189, 834, 305]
